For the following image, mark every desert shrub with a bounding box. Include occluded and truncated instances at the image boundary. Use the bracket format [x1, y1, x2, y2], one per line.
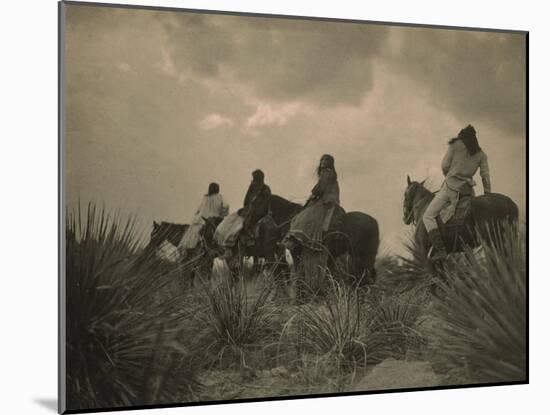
[199, 269, 281, 369]
[292, 277, 367, 368]
[277, 274, 427, 395]
[373, 237, 438, 300]
[364, 290, 428, 363]
[65, 204, 201, 410]
[284, 274, 426, 373]
[430, 222, 526, 384]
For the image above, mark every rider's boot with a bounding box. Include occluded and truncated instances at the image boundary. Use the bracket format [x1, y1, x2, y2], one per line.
[428, 229, 447, 261]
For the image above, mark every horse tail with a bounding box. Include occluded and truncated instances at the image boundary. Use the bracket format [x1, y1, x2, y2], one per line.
[363, 217, 380, 284]
[344, 212, 379, 285]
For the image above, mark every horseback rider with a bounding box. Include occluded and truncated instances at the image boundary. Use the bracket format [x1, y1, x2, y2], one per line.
[215, 169, 272, 259]
[423, 124, 491, 260]
[241, 169, 272, 242]
[178, 182, 229, 258]
[286, 154, 344, 250]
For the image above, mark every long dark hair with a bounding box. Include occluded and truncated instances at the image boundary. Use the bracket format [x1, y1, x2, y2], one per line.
[207, 182, 220, 196]
[252, 169, 265, 184]
[317, 154, 338, 178]
[449, 124, 481, 156]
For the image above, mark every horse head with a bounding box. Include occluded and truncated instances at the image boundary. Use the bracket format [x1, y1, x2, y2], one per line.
[403, 175, 427, 225]
[149, 221, 189, 250]
[149, 220, 167, 248]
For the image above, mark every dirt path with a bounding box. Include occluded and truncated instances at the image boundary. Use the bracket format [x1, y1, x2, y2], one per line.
[353, 358, 441, 391]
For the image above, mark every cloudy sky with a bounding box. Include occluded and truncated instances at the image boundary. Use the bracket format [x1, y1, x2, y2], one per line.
[64, 4, 526, 252]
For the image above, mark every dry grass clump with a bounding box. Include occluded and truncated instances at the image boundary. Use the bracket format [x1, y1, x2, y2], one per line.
[365, 289, 428, 363]
[199, 270, 281, 369]
[279, 274, 426, 392]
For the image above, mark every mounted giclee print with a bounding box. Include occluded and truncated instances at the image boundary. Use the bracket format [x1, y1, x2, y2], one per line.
[59, 1, 528, 413]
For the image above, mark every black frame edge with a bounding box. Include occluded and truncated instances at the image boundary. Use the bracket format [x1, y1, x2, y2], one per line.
[61, 0, 528, 35]
[59, 1, 67, 414]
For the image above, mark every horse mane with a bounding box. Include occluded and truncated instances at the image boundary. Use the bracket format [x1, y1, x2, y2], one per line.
[405, 181, 434, 225]
[270, 194, 302, 225]
[150, 221, 189, 247]
[411, 182, 433, 199]
[271, 194, 302, 208]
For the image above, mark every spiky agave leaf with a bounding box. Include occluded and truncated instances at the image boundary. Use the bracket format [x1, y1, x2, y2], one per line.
[375, 233, 437, 296]
[65, 203, 202, 410]
[430, 222, 526, 384]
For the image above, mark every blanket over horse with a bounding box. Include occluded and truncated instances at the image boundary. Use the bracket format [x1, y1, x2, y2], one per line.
[213, 212, 244, 247]
[287, 200, 346, 251]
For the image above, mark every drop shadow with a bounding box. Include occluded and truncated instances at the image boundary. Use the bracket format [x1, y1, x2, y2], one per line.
[34, 398, 57, 412]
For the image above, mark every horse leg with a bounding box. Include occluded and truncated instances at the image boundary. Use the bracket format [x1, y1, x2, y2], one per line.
[266, 250, 287, 300]
[293, 251, 308, 304]
[326, 253, 336, 278]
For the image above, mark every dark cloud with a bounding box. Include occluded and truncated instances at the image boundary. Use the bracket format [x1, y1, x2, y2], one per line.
[163, 13, 235, 77]
[164, 14, 390, 106]
[393, 28, 526, 137]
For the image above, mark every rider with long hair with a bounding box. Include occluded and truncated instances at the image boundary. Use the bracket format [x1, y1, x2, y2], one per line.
[423, 124, 491, 260]
[287, 154, 342, 249]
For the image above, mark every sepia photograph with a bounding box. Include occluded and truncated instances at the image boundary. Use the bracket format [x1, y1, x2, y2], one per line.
[59, 1, 527, 412]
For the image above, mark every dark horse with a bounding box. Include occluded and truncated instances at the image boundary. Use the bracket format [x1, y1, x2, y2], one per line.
[403, 175, 519, 255]
[218, 195, 302, 271]
[146, 221, 189, 254]
[145, 218, 222, 286]
[147, 218, 222, 253]
[257, 195, 379, 285]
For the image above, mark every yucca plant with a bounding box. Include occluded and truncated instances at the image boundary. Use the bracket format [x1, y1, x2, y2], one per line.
[285, 274, 428, 375]
[65, 204, 202, 411]
[430, 222, 526, 384]
[283, 272, 367, 369]
[373, 235, 437, 298]
[364, 290, 428, 363]
[199, 269, 280, 369]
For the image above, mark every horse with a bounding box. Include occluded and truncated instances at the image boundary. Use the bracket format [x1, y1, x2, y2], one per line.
[145, 221, 189, 256]
[177, 216, 225, 286]
[402, 175, 519, 256]
[214, 195, 302, 275]
[258, 195, 380, 289]
[255, 195, 303, 262]
[145, 218, 223, 287]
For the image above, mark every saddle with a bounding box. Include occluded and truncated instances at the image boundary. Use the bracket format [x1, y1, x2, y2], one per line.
[436, 194, 475, 253]
[239, 213, 275, 248]
[437, 194, 473, 229]
[436, 182, 474, 230]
